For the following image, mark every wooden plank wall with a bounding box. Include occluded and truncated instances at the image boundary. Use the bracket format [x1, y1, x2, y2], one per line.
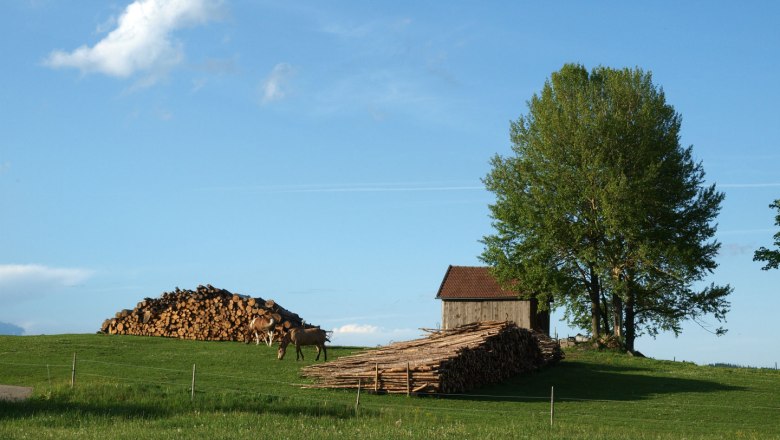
[442, 300, 534, 330]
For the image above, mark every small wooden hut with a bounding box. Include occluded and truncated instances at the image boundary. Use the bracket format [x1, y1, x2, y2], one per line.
[435, 265, 550, 335]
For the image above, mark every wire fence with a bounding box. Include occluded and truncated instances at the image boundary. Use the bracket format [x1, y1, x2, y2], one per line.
[1, 353, 779, 428]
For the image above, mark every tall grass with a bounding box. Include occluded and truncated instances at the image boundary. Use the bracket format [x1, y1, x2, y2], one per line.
[1, 334, 778, 439]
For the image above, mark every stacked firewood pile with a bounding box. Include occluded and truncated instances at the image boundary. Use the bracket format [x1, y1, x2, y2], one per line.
[535, 331, 565, 365]
[301, 321, 563, 395]
[99, 284, 305, 342]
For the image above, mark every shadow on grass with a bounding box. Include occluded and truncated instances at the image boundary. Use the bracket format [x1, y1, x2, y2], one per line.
[445, 359, 747, 403]
[0, 398, 171, 422]
[192, 391, 364, 419]
[0, 392, 363, 422]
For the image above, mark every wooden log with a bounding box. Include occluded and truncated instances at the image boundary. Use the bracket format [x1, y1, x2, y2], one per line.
[99, 286, 310, 343]
[301, 321, 559, 395]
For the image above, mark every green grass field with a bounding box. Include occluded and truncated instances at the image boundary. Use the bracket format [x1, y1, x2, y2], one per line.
[1, 334, 778, 439]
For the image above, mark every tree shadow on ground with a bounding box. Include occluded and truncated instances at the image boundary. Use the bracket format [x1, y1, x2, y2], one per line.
[0, 392, 360, 422]
[191, 391, 362, 419]
[443, 359, 747, 403]
[0, 398, 172, 422]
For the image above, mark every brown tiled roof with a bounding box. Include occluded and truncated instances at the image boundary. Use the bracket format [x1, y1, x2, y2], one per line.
[435, 266, 518, 300]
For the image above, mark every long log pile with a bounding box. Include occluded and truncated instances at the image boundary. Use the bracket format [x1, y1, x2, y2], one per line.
[301, 321, 563, 395]
[99, 284, 306, 342]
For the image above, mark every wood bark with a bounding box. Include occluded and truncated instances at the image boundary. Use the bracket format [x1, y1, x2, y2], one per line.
[624, 273, 637, 352]
[588, 264, 601, 338]
[98, 284, 309, 342]
[301, 321, 563, 395]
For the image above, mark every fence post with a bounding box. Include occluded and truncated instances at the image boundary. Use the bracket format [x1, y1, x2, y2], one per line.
[355, 378, 361, 416]
[550, 386, 554, 427]
[191, 363, 196, 401]
[71, 353, 76, 388]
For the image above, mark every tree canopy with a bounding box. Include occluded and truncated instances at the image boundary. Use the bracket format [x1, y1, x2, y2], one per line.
[753, 199, 780, 270]
[481, 64, 731, 351]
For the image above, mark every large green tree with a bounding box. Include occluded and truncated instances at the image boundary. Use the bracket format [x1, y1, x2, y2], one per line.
[753, 199, 780, 270]
[481, 64, 731, 351]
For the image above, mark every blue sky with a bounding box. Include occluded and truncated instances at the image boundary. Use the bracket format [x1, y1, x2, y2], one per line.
[1, 0, 779, 367]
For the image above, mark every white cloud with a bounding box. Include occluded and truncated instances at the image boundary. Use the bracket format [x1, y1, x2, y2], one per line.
[44, 0, 221, 81]
[329, 323, 423, 347]
[333, 323, 379, 334]
[0, 264, 93, 299]
[260, 63, 295, 104]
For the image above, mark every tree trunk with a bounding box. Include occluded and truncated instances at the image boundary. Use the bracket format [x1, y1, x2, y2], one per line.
[624, 274, 636, 352]
[612, 294, 623, 339]
[588, 265, 601, 338]
[600, 290, 611, 335]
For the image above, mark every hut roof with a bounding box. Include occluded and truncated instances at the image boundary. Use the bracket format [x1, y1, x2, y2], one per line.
[435, 265, 518, 300]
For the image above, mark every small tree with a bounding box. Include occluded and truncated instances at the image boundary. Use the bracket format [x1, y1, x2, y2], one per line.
[754, 199, 780, 270]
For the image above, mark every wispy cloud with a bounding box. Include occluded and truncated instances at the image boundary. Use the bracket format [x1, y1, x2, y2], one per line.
[94, 13, 118, 35]
[0, 264, 93, 300]
[202, 182, 484, 194]
[320, 17, 412, 39]
[44, 0, 221, 83]
[312, 70, 433, 119]
[311, 15, 464, 123]
[191, 77, 208, 92]
[197, 56, 238, 75]
[260, 63, 295, 104]
[190, 56, 238, 93]
[156, 108, 174, 121]
[321, 22, 375, 39]
[721, 243, 755, 256]
[718, 228, 776, 236]
[718, 183, 780, 188]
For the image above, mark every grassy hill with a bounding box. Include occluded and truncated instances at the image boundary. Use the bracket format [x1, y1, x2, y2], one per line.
[1, 334, 778, 439]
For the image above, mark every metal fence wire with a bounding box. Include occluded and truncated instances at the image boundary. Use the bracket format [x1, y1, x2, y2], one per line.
[1, 354, 779, 424]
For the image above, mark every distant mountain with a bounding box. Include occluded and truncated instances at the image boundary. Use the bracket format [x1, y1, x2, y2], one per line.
[0, 322, 24, 335]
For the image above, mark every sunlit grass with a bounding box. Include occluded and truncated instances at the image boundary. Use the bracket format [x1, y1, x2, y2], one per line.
[1, 334, 778, 439]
